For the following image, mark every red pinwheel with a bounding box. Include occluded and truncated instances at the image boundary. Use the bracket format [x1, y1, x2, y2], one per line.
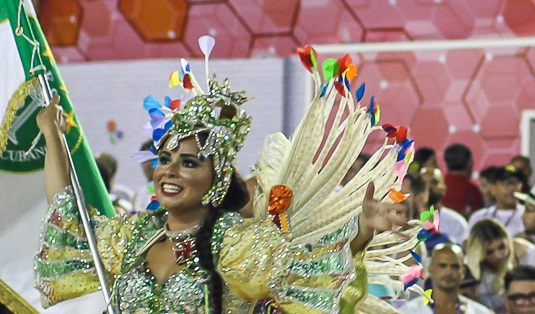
[297, 45, 318, 73]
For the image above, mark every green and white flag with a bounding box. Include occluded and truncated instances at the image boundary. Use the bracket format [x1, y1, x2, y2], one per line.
[0, 0, 114, 217]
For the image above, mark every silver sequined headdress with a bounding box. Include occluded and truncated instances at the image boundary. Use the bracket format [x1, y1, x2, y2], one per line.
[152, 36, 252, 207]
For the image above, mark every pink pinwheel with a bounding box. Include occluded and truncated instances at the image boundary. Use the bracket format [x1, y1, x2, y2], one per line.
[401, 265, 424, 290]
[423, 209, 440, 234]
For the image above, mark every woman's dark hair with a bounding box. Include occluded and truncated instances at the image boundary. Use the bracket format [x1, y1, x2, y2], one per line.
[95, 158, 112, 192]
[195, 171, 249, 312]
[470, 218, 508, 243]
[162, 131, 249, 312]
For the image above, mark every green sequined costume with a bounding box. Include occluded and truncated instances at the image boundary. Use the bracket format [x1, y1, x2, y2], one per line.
[34, 186, 358, 313]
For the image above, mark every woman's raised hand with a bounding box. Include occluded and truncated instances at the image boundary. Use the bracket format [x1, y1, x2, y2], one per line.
[36, 95, 66, 135]
[360, 182, 408, 234]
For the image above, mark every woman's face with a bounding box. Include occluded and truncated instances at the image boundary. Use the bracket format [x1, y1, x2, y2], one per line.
[153, 137, 214, 213]
[483, 238, 509, 268]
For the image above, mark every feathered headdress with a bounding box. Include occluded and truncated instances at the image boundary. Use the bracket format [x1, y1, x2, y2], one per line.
[144, 35, 252, 208]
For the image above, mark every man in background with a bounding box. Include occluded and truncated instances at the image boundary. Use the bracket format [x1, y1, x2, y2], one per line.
[409, 147, 438, 173]
[514, 186, 535, 245]
[504, 265, 535, 314]
[420, 167, 469, 246]
[469, 165, 525, 238]
[399, 243, 492, 313]
[440, 143, 484, 218]
[511, 155, 532, 193]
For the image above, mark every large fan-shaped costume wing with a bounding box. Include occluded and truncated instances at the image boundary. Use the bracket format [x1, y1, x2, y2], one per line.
[252, 46, 428, 312]
[253, 47, 413, 242]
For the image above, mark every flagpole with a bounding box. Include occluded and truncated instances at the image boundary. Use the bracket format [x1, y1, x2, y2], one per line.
[38, 73, 115, 314]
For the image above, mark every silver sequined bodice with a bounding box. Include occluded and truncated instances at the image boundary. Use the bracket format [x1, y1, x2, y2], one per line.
[113, 264, 208, 313]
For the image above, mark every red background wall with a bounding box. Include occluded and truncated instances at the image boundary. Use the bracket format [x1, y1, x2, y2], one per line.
[37, 0, 535, 172]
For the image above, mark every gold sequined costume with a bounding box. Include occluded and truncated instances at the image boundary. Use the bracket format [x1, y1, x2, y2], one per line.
[34, 186, 357, 313]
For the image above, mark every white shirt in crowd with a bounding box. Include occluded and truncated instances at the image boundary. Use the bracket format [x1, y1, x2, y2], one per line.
[439, 206, 469, 245]
[398, 295, 492, 314]
[520, 244, 535, 267]
[468, 204, 525, 237]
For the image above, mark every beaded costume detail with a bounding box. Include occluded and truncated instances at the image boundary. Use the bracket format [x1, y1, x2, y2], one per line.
[35, 186, 357, 313]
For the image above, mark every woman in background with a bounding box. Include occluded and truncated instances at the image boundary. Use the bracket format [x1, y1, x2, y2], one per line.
[465, 219, 514, 313]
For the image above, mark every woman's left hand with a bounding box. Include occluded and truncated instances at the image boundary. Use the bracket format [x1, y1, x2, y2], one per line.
[351, 182, 408, 254]
[360, 182, 408, 234]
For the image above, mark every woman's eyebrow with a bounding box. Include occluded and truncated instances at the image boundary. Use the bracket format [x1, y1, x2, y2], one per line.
[180, 153, 200, 159]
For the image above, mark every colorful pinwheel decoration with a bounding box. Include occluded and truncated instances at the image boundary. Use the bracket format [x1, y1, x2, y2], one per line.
[142, 95, 182, 144]
[366, 96, 381, 126]
[146, 195, 160, 211]
[401, 264, 424, 291]
[416, 206, 440, 247]
[131, 144, 158, 170]
[320, 54, 357, 97]
[106, 120, 124, 144]
[382, 124, 414, 162]
[131, 144, 159, 211]
[297, 45, 318, 74]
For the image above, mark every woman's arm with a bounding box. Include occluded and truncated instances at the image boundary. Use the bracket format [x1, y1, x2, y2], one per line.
[36, 95, 71, 203]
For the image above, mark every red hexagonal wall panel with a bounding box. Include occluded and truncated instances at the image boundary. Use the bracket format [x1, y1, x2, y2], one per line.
[39, 0, 82, 45]
[228, 0, 299, 34]
[119, 0, 188, 41]
[410, 107, 450, 151]
[250, 36, 300, 58]
[503, 0, 535, 35]
[294, 0, 363, 45]
[34, 0, 535, 173]
[183, 3, 251, 58]
[480, 104, 520, 138]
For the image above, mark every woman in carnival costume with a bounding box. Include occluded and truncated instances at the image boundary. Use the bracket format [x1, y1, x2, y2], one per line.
[34, 36, 423, 313]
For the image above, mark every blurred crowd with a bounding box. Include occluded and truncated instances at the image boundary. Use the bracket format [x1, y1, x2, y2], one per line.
[393, 144, 535, 314]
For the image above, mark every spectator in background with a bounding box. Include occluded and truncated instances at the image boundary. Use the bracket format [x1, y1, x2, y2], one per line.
[399, 243, 492, 314]
[441, 143, 484, 218]
[465, 219, 514, 313]
[133, 139, 156, 211]
[420, 167, 469, 246]
[511, 186, 535, 268]
[504, 265, 535, 314]
[95, 155, 133, 214]
[399, 172, 431, 265]
[401, 172, 429, 221]
[514, 186, 535, 245]
[459, 264, 481, 301]
[480, 165, 498, 208]
[469, 166, 525, 238]
[511, 155, 532, 193]
[408, 147, 438, 173]
[95, 152, 135, 204]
